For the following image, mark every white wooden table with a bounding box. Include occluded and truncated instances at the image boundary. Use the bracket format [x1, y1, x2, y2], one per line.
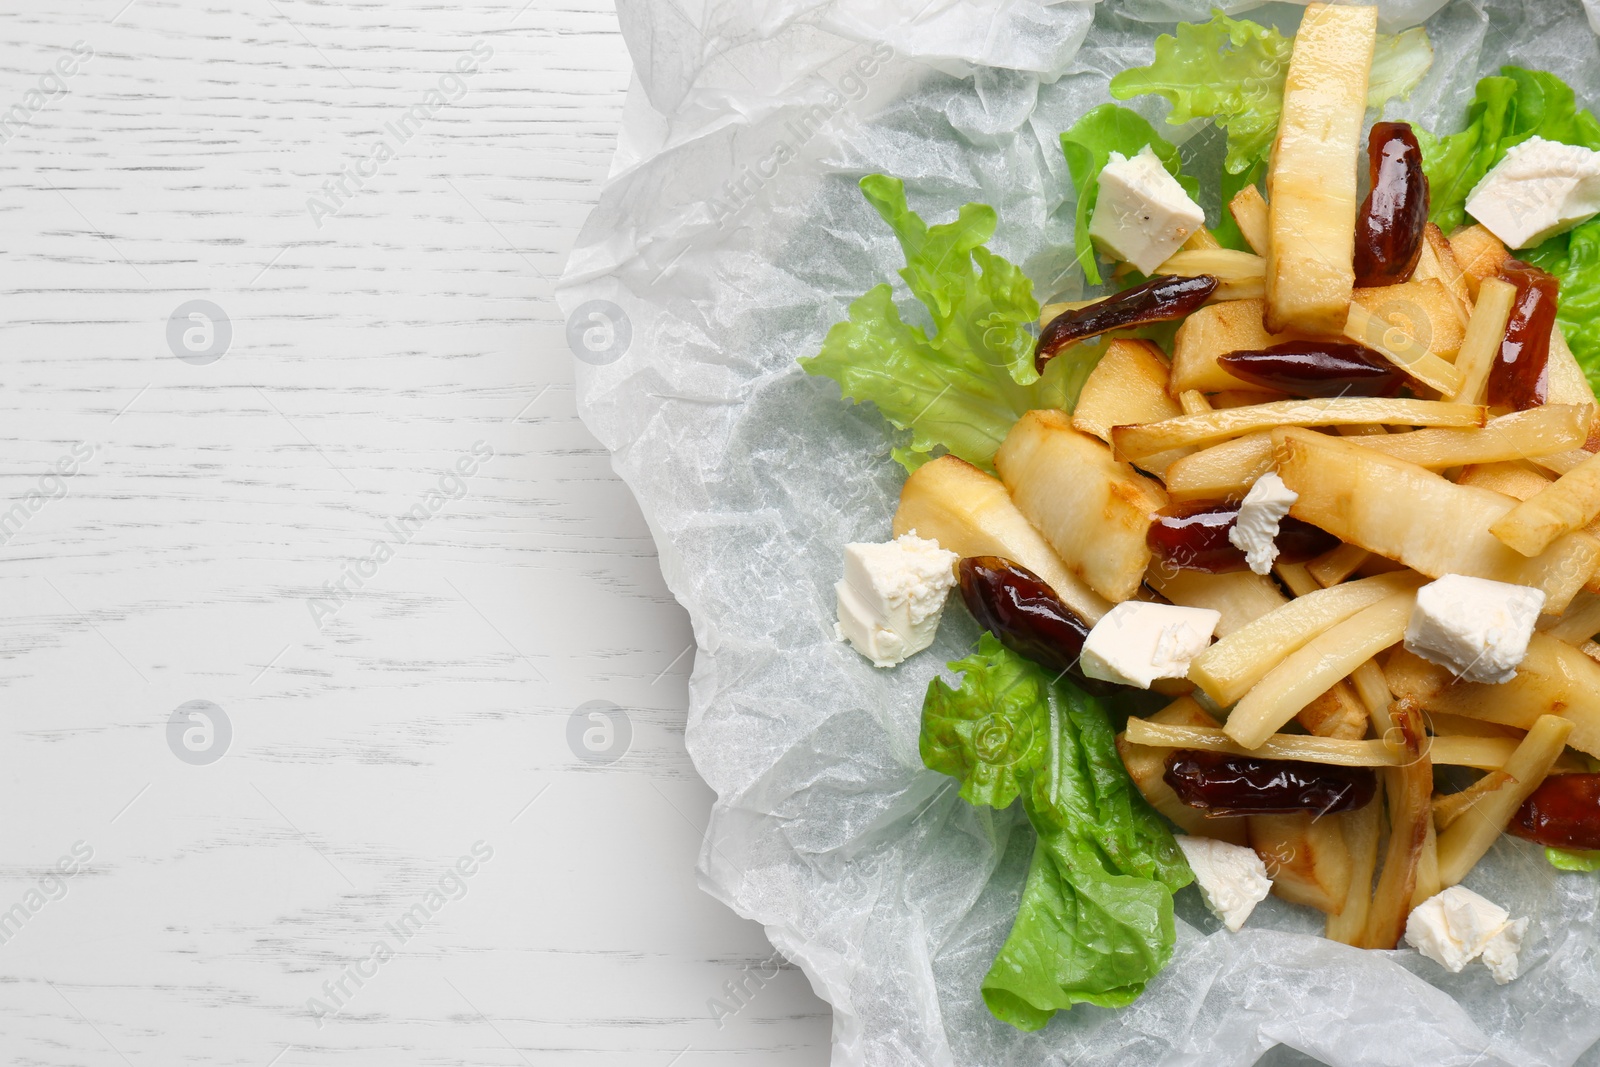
[0, 2, 828, 1062]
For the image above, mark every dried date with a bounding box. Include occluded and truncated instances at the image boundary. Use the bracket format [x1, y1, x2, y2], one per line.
[1510, 773, 1600, 851]
[1146, 503, 1337, 574]
[957, 556, 1101, 686]
[1036, 274, 1218, 372]
[1487, 261, 1560, 412]
[1217, 342, 1405, 399]
[1164, 749, 1377, 816]
[1354, 122, 1429, 288]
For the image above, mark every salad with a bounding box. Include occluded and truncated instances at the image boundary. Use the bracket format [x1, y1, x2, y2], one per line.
[806, 4, 1600, 1033]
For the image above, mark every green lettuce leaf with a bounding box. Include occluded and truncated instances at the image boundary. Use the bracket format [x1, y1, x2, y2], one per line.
[1060, 104, 1198, 285]
[801, 175, 1085, 473]
[1367, 27, 1435, 113]
[1108, 12, 1294, 179]
[1547, 847, 1600, 872]
[920, 634, 1191, 1030]
[1419, 67, 1600, 393]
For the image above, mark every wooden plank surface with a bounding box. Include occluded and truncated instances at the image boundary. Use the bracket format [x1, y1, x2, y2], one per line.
[0, 1, 828, 1062]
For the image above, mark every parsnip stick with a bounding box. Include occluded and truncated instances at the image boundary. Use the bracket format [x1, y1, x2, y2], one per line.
[1437, 714, 1573, 887]
[1225, 593, 1415, 749]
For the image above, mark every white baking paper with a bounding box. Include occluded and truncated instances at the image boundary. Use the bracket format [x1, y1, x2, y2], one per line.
[559, 2, 1600, 1063]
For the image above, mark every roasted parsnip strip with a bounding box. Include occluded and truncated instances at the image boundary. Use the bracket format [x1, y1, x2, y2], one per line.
[997, 412, 1166, 603]
[1189, 572, 1423, 707]
[1325, 777, 1384, 946]
[1449, 224, 1512, 300]
[1275, 428, 1600, 612]
[1490, 450, 1600, 558]
[1412, 821, 1442, 911]
[1530, 448, 1597, 477]
[1344, 300, 1463, 395]
[1412, 224, 1473, 323]
[1350, 659, 1395, 735]
[1383, 638, 1600, 759]
[1230, 185, 1270, 256]
[1352, 280, 1469, 360]
[1129, 720, 1517, 770]
[1547, 326, 1597, 409]
[1437, 714, 1573, 887]
[1113, 399, 1487, 461]
[1363, 703, 1431, 949]
[1071, 339, 1182, 446]
[1161, 433, 1275, 502]
[1177, 389, 1213, 415]
[1145, 568, 1288, 637]
[1309, 542, 1373, 588]
[1355, 405, 1592, 470]
[1253, 812, 1352, 916]
[1541, 591, 1600, 645]
[1295, 683, 1372, 742]
[1224, 593, 1416, 749]
[1450, 278, 1517, 404]
[1264, 3, 1375, 335]
[1432, 772, 1516, 832]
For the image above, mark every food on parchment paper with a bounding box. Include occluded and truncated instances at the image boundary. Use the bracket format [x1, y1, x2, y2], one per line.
[802, 1, 1600, 1033]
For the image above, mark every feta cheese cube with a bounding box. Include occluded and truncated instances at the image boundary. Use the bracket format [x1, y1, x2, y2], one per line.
[1465, 136, 1600, 249]
[1079, 601, 1220, 689]
[1481, 916, 1529, 985]
[1176, 836, 1273, 932]
[1088, 145, 1206, 276]
[1227, 472, 1299, 576]
[1404, 574, 1546, 685]
[1406, 886, 1529, 983]
[834, 533, 959, 668]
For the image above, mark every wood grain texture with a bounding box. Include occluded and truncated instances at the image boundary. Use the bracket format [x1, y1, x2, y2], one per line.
[0, 1, 828, 1062]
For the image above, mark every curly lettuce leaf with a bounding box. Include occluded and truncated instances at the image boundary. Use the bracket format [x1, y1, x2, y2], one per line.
[802, 176, 1083, 473]
[921, 635, 1053, 810]
[1109, 12, 1294, 179]
[920, 635, 1190, 1030]
[1420, 67, 1600, 393]
[1060, 105, 1198, 285]
[1367, 27, 1435, 113]
[1547, 847, 1600, 872]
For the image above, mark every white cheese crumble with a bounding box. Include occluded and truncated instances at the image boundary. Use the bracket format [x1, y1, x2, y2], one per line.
[1088, 145, 1207, 276]
[1481, 916, 1530, 985]
[1079, 601, 1220, 689]
[834, 533, 959, 668]
[1176, 836, 1273, 932]
[1405, 885, 1528, 982]
[1403, 574, 1546, 685]
[1465, 135, 1600, 249]
[1227, 472, 1299, 576]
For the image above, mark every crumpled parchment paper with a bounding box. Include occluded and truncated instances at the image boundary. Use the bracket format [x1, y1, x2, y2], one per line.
[559, 2, 1600, 1063]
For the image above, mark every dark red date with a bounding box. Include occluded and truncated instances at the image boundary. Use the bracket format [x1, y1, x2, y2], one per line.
[1354, 122, 1429, 288]
[1036, 274, 1218, 372]
[1510, 773, 1600, 851]
[1164, 750, 1377, 816]
[1217, 342, 1405, 399]
[1488, 261, 1560, 412]
[957, 556, 1104, 688]
[1146, 503, 1338, 574]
